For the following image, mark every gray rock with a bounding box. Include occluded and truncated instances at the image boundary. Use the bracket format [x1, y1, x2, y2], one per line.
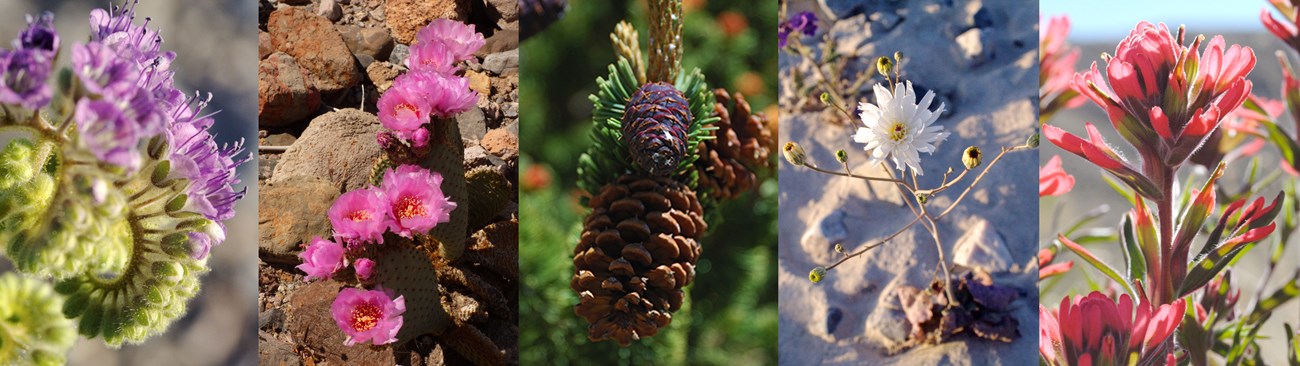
[258, 176, 339, 261]
[318, 0, 342, 21]
[258, 334, 302, 366]
[821, 0, 867, 18]
[502, 102, 518, 118]
[340, 25, 395, 62]
[263, 133, 297, 147]
[457, 106, 488, 142]
[390, 43, 410, 67]
[863, 279, 916, 352]
[485, 0, 519, 24]
[483, 49, 519, 74]
[825, 307, 843, 334]
[477, 29, 519, 57]
[800, 210, 847, 260]
[463, 145, 491, 170]
[956, 28, 988, 67]
[951, 218, 1013, 273]
[270, 108, 384, 191]
[280, 0, 310, 4]
[869, 11, 903, 33]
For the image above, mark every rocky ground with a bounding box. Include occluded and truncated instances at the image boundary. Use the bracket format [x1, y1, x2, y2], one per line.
[778, 0, 1039, 364]
[256, 0, 519, 365]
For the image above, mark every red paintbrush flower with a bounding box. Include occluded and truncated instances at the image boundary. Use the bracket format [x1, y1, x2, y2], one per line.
[1047, 22, 1254, 200]
[1040, 292, 1184, 366]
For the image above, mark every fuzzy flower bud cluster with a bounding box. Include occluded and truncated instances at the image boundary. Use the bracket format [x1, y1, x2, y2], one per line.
[0, 1, 247, 355]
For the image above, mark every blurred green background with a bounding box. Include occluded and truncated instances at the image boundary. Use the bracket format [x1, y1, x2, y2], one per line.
[518, 0, 779, 364]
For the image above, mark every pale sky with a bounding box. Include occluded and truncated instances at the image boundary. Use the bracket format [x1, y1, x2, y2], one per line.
[1042, 0, 1269, 41]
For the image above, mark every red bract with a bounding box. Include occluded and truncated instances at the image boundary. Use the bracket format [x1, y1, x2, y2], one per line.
[1050, 22, 1255, 199]
[1262, 1, 1300, 53]
[1040, 15, 1084, 119]
[1037, 247, 1073, 280]
[1039, 292, 1184, 366]
[1039, 155, 1076, 197]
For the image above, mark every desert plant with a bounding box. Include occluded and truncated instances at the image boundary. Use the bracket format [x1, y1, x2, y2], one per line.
[1039, 10, 1300, 364]
[0, 2, 248, 362]
[780, 7, 1034, 347]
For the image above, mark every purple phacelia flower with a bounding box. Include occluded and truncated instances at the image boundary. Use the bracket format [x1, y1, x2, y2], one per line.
[74, 88, 164, 171]
[353, 258, 375, 281]
[331, 286, 404, 346]
[0, 49, 52, 109]
[297, 237, 347, 281]
[16, 12, 58, 53]
[71, 41, 140, 96]
[166, 93, 247, 230]
[381, 165, 456, 238]
[410, 19, 485, 71]
[327, 187, 390, 246]
[778, 11, 818, 48]
[89, 1, 164, 61]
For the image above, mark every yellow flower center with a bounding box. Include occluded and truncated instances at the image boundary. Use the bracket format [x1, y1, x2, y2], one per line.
[351, 303, 382, 332]
[394, 196, 427, 220]
[889, 122, 908, 142]
[347, 210, 372, 222]
[397, 103, 418, 116]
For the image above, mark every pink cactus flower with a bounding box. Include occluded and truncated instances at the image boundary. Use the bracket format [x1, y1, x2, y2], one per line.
[377, 75, 434, 143]
[1039, 155, 1075, 197]
[296, 237, 346, 281]
[353, 258, 375, 281]
[414, 19, 484, 64]
[381, 165, 456, 238]
[1040, 292, 1184, 366]
[328, 187, 390, 245]
[406, 70, 477, 119]
[331, 287, 405, 346]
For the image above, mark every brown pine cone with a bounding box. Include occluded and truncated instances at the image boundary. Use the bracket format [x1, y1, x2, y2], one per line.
[696, 89, 773, 200]
[572, 174, 707, 346]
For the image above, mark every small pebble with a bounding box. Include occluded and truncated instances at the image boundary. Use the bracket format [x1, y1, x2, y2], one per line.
[826, 307, 843, 334]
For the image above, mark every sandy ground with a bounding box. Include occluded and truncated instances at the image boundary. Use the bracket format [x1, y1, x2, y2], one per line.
[1041, 31, 1300, 365]
[778, 0, 1039, 364]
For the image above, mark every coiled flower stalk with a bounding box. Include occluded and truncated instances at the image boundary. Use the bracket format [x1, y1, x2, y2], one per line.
[0, 1, 247, 356]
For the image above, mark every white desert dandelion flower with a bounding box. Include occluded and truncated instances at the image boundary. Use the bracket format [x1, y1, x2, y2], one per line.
[853, 81, 949, 175]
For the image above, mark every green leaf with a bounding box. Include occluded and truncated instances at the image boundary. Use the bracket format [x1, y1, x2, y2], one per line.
[1102, 174, 1138, 207]
[1058, 234, 1135, 297]
[1120, 215, 1146, 284]
[1246, 270, 1299, 324]
[1262, 119, 1300, 173]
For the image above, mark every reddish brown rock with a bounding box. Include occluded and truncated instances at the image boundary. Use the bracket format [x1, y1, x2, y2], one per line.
[285, 281, 395, 365]
[268, 7, 360, 94]
[258, 31, 273, 60]
[257, 176, 338, 261]
[258, 52, 321, 127]
[481, 128, 518, 163]
[365, 61, 400, 94]
[384, 0, 470, 44]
